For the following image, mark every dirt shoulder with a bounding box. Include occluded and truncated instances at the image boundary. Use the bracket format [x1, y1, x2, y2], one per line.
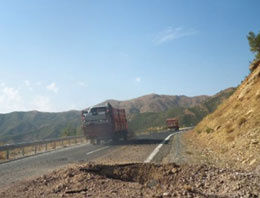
[184, 130, 260, 172]
[1, 131, 260, 197]
[161, 132, 204, 165]
[1, 163, 259, 198]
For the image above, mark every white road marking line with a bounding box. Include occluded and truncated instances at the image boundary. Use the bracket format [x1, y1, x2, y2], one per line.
[86, 146, 110, 156]
[144, 132, 180, 163]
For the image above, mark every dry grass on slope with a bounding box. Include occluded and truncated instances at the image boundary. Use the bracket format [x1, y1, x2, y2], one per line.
[189, 61, 260, 171]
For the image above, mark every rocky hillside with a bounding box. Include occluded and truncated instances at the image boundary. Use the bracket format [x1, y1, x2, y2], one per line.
[129, 88, 235, 133]
[101, 94, 210, 116]
[0, 111, 81, 143]
[190, 60, 260, 170]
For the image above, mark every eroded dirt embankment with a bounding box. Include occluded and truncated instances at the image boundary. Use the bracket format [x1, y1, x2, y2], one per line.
[1, 163, 259, 198]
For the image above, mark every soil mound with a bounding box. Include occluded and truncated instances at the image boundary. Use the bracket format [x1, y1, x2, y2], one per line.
[1, 163, 259, 198]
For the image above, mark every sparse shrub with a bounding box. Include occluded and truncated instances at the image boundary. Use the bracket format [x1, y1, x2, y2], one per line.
[225, 123, 234, 133]
[206, 127, 214, 134]
[226, 123, 232, 129]
[226, 127, 235, 133]
[226, 136, 235, 142]
[237, 117, 247, 127]
[247, 31, 260, 61]
[197, 130, 201, 134]
[233, 103, 240, 109]
[221, 148, 228, 154]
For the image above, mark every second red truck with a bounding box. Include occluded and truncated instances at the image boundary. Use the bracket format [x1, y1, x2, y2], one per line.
[166, 118, 179, 131]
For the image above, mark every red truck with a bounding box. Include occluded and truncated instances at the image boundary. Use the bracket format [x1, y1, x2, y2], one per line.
[166, 118, 179, 131]
[81, 103, 128, 144]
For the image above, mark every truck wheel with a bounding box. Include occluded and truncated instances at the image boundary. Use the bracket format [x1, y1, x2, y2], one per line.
[123, 136, 128, 141]
[112, 136, 118, 143]
[96, 139, 101, 145]
[123, 133, 128, 141]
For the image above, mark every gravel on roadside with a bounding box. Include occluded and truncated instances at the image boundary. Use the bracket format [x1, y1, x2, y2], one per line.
[0, 162, 259, 198]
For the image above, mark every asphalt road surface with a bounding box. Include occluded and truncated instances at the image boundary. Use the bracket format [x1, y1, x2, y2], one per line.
[0, 130, 185, 189]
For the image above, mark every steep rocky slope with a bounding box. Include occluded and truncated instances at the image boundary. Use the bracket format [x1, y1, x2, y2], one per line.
[189, 60, 260, 170]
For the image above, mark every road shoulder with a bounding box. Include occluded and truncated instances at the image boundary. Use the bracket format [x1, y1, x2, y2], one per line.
[159, 131, 208, 166]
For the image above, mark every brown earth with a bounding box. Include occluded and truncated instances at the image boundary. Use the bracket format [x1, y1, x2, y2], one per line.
[188, 60, 260, 171]
[1, 163, 259, 198]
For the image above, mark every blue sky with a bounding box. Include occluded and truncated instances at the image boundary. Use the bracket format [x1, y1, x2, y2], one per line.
[0, 0, 259, 113]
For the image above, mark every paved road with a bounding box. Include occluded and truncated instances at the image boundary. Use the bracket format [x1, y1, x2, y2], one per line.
[0, 130, 182, 189]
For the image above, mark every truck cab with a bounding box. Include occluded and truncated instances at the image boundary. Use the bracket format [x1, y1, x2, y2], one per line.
[82, 104, 112, 126]
[82, 103, 128, 144]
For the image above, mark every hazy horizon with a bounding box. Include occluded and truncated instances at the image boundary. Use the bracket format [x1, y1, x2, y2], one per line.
[0, 0, 259, 113]
[0, 90, 219, 114]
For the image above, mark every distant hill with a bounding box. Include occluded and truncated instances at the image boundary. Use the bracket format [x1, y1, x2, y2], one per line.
[128, 88, 235, 133]
[101, 94, 210, 116]
[0, 111, 81, 143]
[0, 89, 235, 144]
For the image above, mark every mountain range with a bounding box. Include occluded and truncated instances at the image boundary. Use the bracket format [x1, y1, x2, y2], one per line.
[101, 94, 210, 116]
[0, 88, 235, 143]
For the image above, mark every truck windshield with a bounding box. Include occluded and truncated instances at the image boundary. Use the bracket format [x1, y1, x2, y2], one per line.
[90, 107, 107, 115]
